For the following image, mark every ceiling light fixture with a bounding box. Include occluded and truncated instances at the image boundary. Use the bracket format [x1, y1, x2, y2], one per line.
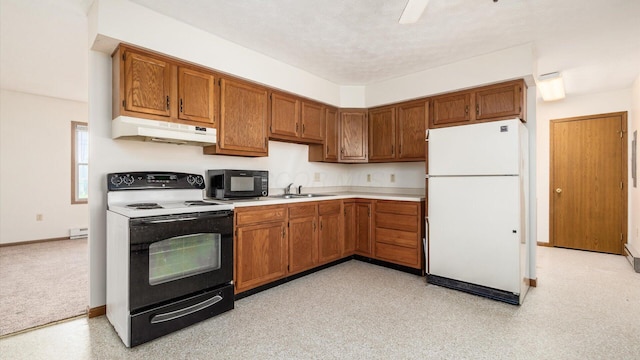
[399, 0, 430, 24]
[537, 72, 566, 101]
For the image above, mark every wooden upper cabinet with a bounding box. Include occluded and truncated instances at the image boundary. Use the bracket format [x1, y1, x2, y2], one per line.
[122, 48, 172, 118]
[177, 67, 215, 125]
[430, 92, 472, 128]
[300, 101, 324, 143]
[270, 92, 300, 140]
[269, 92, 324, 144]
[368, 106, 397, 161]
[430, 79, 527, 129]
[206, 78, 269, 157]
[309, 106, 338, 162]
[339, 109, 368, 163]
[113, 44, 219, 128]
[475, 81, 524, 121]
[397, 99, 428, 161]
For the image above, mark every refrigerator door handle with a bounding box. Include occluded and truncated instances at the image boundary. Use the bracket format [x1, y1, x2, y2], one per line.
[424, 216, 430, 274]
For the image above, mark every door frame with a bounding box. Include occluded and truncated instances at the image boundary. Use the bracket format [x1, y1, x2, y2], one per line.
[549, 111, 628, 253]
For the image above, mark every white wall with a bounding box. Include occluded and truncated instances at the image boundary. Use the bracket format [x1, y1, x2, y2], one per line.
[630, 76, 640, 253]
[535, 88, 633, 244]
[0, 89, 89, 244]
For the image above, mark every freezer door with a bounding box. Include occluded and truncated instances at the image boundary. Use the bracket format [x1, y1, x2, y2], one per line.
[428, 176, 521, 294]
[429, 119, 523, 176]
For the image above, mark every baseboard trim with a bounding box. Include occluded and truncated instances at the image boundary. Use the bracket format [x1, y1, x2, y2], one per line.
[529, 278, 537, 287]
[88, 305, 106, 318]
[537, 242, 552, 247]
[624, 244, 640, 273]
[0, 236, 75, 247]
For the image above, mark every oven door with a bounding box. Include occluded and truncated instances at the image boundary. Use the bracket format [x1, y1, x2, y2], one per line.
[128, 210, 233, 312]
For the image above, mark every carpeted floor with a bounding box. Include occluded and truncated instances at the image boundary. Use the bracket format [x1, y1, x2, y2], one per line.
[0, 238, 88, 336]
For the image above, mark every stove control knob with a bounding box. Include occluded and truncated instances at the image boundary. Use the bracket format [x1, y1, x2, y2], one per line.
[110, 175, 122, 186]
[123, 175, 135, 185]
[186, 175, 196, 185]
[195, 176, 204, 185]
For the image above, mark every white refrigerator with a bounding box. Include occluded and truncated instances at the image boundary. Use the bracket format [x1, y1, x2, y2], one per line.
[426, 118, 530, 305]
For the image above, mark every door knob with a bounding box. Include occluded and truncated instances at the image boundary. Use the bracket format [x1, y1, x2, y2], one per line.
[555, 188, 562, 194]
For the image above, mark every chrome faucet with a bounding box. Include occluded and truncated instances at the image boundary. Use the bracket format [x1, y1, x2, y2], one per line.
[284, 183, 294, 195]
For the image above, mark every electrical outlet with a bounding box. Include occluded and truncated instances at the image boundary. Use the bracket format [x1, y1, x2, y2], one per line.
[314, 172, 321, 182]
[390, 174, 396, 183]
[36, 214, 43, 221]
[366, 174, 371, 182]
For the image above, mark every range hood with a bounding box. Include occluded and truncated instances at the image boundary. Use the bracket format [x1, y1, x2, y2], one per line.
[112, 116, 216, 146]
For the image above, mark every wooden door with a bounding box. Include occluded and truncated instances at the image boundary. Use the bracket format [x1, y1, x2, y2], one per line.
[343, 201, 356, 255]
[397, 100, 428, 160]
[430, 91, 472, 128]
[355, 201, 372, 255]
[325, 107, 339, 161]
[235, 222, 287, 293]
[270, 92, 300, 140]
[368, 106, 396, 161]
[177, 67, 215, 125]
[475, 81, 523, 121]
[318, 201, 342, 263]
[124, 50, 172, 117]
[288, 204, 318, 274]
[300, 101, 324, 143]
[217, 79, 268, 156]
[339, 110, 368, 162]
[550, 112, 627, 254]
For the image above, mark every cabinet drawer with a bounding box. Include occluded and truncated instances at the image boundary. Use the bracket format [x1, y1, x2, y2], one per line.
[375, 228, 418, 248]
[318, 201, 341, 215]
[288, 203, 317, 218]
[374, 242, 420, 269]
[235, 205, 286, 225]
[375, 212, 418, 232]
[375, 201, 418, 216]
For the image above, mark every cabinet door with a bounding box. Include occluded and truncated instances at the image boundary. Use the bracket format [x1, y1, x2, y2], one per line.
[475, 81, 524, 121]
[339, 110, 368, 162]
[289, 215, 318, 274]
[123, 50, 172, 117]
[355, 201, 372, 255]
[343, 201, 356, 255]
[270, 92, 300, 140]
[217, 79, 269, 156]
[368, 106, 396, 162]
[318, 201, 342, 264]
[397, 100, 428, 161]
[235, 222, 287, 293]
[300, 101, 324, 143]
[177, 67, 215, 125]
[325, 107, 339, 162]
[430, 92, 472, 128]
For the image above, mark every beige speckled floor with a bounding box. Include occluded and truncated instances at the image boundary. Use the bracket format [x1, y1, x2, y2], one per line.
[1, 246, 639, 359]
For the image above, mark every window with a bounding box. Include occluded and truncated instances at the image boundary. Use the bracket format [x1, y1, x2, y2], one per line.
[72, 121, 88, 204]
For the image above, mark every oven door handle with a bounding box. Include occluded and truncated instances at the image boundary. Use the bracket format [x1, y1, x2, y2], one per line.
[150, 294, 223, 324]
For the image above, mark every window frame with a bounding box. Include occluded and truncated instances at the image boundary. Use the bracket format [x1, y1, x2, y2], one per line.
[71, 121, 88, 204]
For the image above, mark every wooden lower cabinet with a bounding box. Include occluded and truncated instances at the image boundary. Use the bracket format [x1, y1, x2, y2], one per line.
[288, 203, 318, 274]
[373, 200, 423, 269]
[318, 201, 343, 264]
[342, 200, 356, 255]
[355, 200, 373, 256]
[234, 205, 288, 294]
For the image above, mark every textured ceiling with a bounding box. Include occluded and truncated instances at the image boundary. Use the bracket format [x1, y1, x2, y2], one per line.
[130, 0, 640, 94]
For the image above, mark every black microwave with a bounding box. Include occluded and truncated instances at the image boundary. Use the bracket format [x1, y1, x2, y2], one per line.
[207, 170, 269, 199]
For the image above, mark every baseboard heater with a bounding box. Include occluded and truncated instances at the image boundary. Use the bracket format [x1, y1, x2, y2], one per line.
[70, 227, 89, 239]
[624, 243, 640, 273]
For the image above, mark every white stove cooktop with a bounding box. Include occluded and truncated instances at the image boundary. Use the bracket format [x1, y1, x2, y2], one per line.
[107, 189, 234, 218]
